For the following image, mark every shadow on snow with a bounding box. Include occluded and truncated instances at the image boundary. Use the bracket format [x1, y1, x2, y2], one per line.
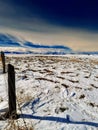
[19, 114, 98, 127]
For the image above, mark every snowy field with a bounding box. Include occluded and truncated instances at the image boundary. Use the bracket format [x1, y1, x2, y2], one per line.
[0, 55, 98, 130]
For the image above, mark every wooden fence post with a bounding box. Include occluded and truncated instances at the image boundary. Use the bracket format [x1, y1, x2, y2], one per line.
[1, 51, 5, 73]
[8, 64, 17, 119]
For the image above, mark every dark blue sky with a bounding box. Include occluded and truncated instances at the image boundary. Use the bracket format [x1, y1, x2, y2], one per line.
[0, 0, 98, 31]
[0, 0, 98, 51]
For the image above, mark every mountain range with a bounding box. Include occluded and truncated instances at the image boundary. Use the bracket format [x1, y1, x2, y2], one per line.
[0, 33, 97, 55]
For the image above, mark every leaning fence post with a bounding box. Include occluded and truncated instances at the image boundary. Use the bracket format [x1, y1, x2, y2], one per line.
[1, 51, 5, 73]
[8, 64, 17, 119]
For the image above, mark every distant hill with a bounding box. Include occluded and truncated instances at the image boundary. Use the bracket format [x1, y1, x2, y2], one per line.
[0, 33, 73, 55]
[0, 33, 98, 55]
[77, 51, 98, 55]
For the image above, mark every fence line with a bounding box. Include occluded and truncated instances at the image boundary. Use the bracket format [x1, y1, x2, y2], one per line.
[0, 53, 29, 129]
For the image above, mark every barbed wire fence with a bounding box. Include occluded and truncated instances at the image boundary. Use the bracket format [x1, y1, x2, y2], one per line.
[0, 52, 33, 130]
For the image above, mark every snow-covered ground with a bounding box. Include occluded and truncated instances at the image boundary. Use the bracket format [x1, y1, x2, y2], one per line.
[0, 55, 98, 130]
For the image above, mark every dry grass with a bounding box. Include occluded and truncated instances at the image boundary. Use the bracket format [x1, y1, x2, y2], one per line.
[90, 84, 98, 88]
[90, 60, 98, 65]
[79, 94, 85, 99]
[69, 58, 82, 63]
[61, 71, 73, 74]
[68, 79, 79, 83]
[17, 90, 33, 106]
[35, 77, 59, 83]
[3, 91, 34, 130]
[61, 83, 69, 88]
[4, 119, 34, 130]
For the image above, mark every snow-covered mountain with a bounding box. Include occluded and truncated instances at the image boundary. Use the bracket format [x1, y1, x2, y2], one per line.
[0, 33, 98, 55]
[0, 33, 73, 55]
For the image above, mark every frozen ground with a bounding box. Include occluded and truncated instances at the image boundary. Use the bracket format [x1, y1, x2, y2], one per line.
[0, 55, 98, 130]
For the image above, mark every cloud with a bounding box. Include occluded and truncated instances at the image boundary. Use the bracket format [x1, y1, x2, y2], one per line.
[0, 0, 98, 52]
[0, 0, 60, 34]
[0, 0, 98, 32]
[0, 27, 98, 52]
[0, 33, 21, 47]
[0, 33, 73, 55]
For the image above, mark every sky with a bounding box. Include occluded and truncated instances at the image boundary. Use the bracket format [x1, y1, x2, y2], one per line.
[0, 0, 98, 51]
